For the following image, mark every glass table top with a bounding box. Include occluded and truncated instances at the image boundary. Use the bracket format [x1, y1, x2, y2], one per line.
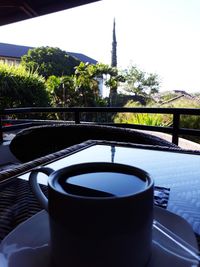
[18, 143, 200, 234]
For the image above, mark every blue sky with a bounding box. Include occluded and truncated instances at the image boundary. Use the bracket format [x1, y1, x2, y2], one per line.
[0, 0, 200, 93]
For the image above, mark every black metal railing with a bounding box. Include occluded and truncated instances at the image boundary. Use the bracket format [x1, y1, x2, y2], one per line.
[1, 107, 200, 145]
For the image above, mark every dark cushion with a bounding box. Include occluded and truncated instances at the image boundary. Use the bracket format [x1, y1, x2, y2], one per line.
[9, 124, 178, 162]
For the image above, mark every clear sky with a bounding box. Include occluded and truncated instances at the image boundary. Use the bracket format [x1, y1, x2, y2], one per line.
[0, 0, 200, 93]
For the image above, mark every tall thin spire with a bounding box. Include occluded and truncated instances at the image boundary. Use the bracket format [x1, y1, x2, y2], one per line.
[111, 18, 117, 67]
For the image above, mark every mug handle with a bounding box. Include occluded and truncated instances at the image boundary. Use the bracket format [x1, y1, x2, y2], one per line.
[29, 167, 54, 211]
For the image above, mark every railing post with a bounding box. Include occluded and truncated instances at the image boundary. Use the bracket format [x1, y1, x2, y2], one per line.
[74, 110, 80, 124]
[0, 116, 3, 143]
[172, 113, 180, 145]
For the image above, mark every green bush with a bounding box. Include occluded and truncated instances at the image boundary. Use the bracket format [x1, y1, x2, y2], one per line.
[0, 63, 50, 109]
[162, 98, 200, 144]
[114, 100, 172, 126]
[161, 98, 200, 129]
[115, 98, 200, 144]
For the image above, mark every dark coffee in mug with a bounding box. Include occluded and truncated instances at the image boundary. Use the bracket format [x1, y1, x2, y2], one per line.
[29, 162, 154, 267]
[59, 172, 148, 197]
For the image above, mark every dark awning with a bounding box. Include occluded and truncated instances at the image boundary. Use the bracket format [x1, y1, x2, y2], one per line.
[0, 0, 101, 26]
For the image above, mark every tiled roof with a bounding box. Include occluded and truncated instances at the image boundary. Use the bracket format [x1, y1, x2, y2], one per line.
[0, 43, 33, 58]
[67, 52, 97, 65]
[0, 42, 97, 64]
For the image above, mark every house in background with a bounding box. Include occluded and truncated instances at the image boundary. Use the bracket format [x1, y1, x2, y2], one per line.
[0, 42, 104, 96]
[0, 42, 97, 65]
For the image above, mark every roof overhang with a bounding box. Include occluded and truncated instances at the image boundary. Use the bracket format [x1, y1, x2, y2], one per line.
[0, 0, 101, 26]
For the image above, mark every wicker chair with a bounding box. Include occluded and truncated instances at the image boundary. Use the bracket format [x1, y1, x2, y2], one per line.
[9, 124, 178, 163]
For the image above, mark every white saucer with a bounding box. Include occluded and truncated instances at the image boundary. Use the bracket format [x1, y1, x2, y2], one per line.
[0, 207, 199, 267]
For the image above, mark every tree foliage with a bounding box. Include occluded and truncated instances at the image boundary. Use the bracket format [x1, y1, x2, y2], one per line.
[46, 62, 123, 107]
[121, 65, 160, 97]
[21, 46, 80, 78]
[74, 62, 102, 106]
[74, 62, 125, 106]
[46, 75, 79, 107]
